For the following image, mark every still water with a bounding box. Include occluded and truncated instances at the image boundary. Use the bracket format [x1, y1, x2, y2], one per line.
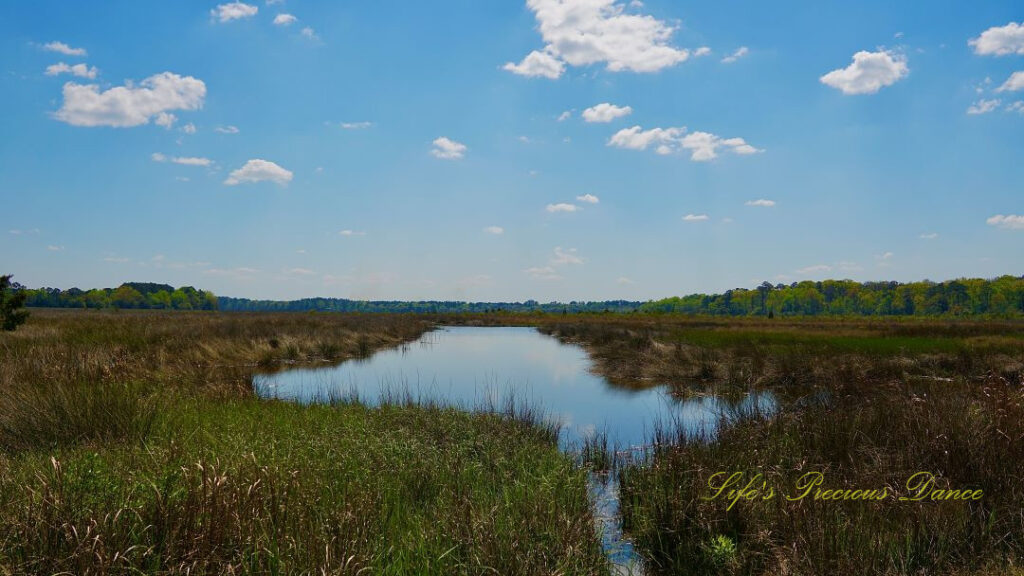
[254, 326, 774, 574]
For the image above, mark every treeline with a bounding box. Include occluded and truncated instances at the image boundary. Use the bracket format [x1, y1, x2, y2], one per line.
[640, 276, 1024, 317]
[217, 297, 641, 314]
[14, 276, 1024, 317]
[21, 282, 218, 310]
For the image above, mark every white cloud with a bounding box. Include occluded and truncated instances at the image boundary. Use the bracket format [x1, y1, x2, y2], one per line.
[42, 41, 86, 57]
[340, 121, 372, 129]
[797, 264, 831, 274]
[745, 198, 775, 207]
[224, 159, 293, 186]
[1008, 101, 1024, 114]
[45, 62, 97, 79]
[284, 267, 315, 276]
[505, 0, 691, 79]
[582, 102, 633, 123]
[576, 193, 600, 204]
[996, 71, 1024, 92]
[557, 110, 572, 122]
[721, 46, 748, 64]
[204, 267, 260, 279]
[47, 245, 64, 251]
[215, 125, 240, 134]
[151, 153, 212, 166]
[54, 72, 206, 128]
[969, 22, 1024, 56]
[431, 137, 467, 160]
[967, 99, 1000, 114]
[682, 213, 709, 221]
[173, 156, 211, 166]
[694, 46, 711, 57]
[211, 2, 258, 22]
[920, 232, 939, 239]
[503, 50, 566, 79]
[546, 202, 580, 213]
[616, 276, 635, 285]
[608, 125, 762, 161]
[181, 122, 196, 134]
[339, 229, 367, 236]
[273, 13, 297, 25]
[483, 226, 505, 235]
[820, 50, 908, 95]
[551, 246, 583, 265]
[300, 27, 319, 40]
[154, 112, 177, 129]
[987, 214, 1024, 229]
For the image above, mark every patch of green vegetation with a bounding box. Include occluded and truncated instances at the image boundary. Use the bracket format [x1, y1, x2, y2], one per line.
[0, 397, 607, 575]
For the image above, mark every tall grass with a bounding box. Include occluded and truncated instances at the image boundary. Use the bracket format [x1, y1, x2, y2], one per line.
[0, 310, 608, 575]
[618, 376, 1024, 575]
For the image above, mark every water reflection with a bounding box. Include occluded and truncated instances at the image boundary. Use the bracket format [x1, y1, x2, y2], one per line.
[254, 326, 774, 449]
[254, 326, 775, 574]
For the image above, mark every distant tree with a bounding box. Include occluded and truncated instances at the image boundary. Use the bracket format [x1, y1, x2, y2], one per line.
[0, 275, 30, 331]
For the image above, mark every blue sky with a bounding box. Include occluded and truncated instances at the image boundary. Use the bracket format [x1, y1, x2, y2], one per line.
[0, 1, 1021, 301]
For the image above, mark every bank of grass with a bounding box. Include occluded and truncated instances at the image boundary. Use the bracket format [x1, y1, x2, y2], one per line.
[0, 310, 608, 575]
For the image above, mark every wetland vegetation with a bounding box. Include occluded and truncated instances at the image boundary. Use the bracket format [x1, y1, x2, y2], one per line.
[1, 309, 1022, 575]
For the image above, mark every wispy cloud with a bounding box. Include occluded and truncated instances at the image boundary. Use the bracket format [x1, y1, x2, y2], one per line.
[745, 199, 775, 207]
[682, 213, 709, 222]
[546, 203, 580, 213]
[987, 214, 1024, 229]
[42, 41, 86, 57]
[483, 226, 504, 235]
[576, 194, 600, 204]
[721, 46, 749, 64]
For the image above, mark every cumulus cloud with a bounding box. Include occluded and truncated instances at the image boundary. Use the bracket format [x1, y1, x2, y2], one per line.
[608, 125, 762, 161]
[996, 71, 1024, 92]
[967, 99, 1000, 114]
[820, 50, 908, 95]
[273, 13, 297, 25]
[224, 159, 293, 186]
[694, 46, 711, 57]
[582, 102, 632, 122]
[969, 22, 1024, 56]
[54, 72, 206, 128]
[986, 214, 1024, 229]
[721, 46, 749, 63]
[211, 2, 258, 22]
[576, 193, 600, 204]
[682, 213, 709, 221]
[546, 202, 580, 213]
[483, 226, 505, 235]
[431, 137, 467, 160]
[503, 50, 566, 79]
[45, 62, 97, 79]
[504, 0, 691, 79]
[42, 41, 86, 57]
[557, 110, 573, 121]
[745, 199, 775, 207]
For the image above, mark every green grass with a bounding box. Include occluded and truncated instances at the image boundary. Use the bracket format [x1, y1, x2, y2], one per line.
[0, 396, 607, 575]
[0, 311, 608, 575]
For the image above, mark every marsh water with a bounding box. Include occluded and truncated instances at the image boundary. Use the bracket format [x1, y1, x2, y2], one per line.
[254, 326, 775, 573]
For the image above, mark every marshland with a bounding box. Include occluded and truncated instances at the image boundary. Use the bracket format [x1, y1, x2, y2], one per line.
[1, 309, 1022, 575]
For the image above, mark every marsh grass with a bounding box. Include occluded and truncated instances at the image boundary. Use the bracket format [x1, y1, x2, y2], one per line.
[618, 377, 1024, 575]
[0, 310, 607, 575]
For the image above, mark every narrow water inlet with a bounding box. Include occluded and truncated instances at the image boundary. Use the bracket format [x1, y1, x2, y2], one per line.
[254, 326, 776, 572]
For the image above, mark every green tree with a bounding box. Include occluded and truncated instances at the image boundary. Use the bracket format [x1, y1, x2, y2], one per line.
[0, 275, 30, 331]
